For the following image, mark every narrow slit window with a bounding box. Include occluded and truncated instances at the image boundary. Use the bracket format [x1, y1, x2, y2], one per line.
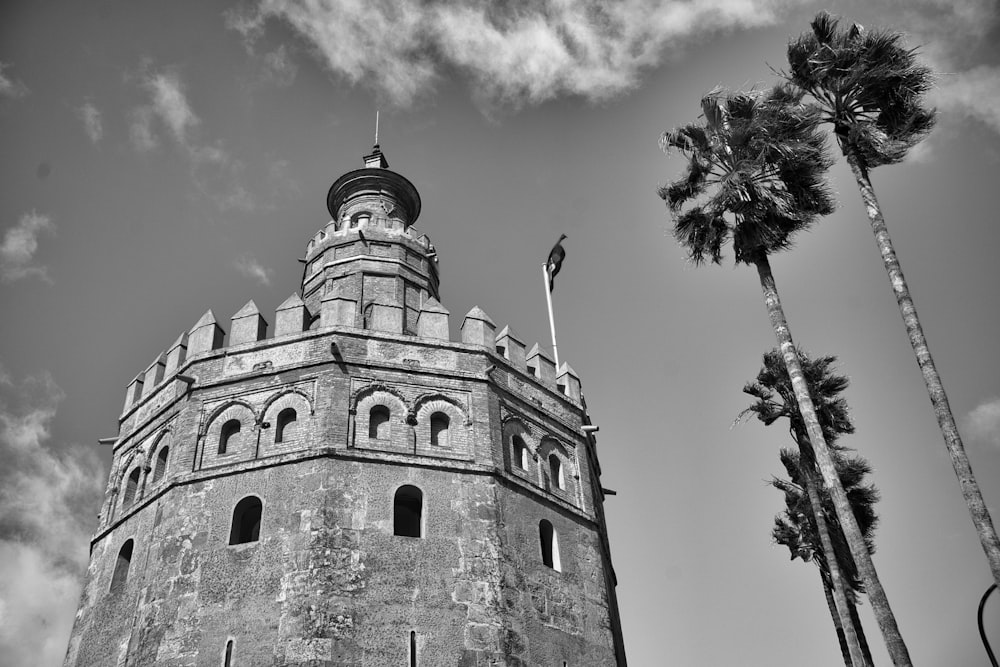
[430, 412, 449, 448]
[153, 446, 169, 484]
[275, 408, 297, 443]
[393, 485, 423, 538]
[122, 467, 141, 508]
[549, 455, 564, 490]
[512, 435, 528, 470]
[224, 640, 233, 667]
[539, 519, 561, 571]
[219, 419, 241, 454]
[410, 631, 417, 667]
[369, 405, 391, 439]
[230, 496, 262, 545]
[110, 539, 134, 594]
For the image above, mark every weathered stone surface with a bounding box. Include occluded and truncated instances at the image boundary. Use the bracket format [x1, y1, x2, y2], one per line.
[68, 149, 625, 667]
[275, 293, 309, 337]
[416, 298, 449, 341]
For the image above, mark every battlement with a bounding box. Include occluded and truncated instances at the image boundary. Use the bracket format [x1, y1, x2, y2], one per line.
[121, 298, 582, 420]
[305, 219, 434, 258]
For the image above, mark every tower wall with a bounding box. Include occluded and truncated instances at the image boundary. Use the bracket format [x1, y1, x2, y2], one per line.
[66, 316, 624, 666]
[65, 150, 625, 666]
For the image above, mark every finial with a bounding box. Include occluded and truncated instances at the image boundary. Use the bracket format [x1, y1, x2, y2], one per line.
[375, 110, 379, 147]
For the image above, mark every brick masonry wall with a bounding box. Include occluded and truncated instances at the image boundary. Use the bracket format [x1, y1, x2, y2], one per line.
[67, 324, 622, 666]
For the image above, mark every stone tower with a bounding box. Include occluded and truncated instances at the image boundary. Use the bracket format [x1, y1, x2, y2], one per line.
[64, 145, 627, 666]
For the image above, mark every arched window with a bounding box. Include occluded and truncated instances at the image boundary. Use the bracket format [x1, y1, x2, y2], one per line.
[430, 412, 450, 448]
[152, 446, 169, 484]
[393, 485, 423, 538]
[539, 519, 561, 571]
[219, 419, 241, 454]
[110, 539, 134, 593]
[549, 454, 564, 490]
[369, 405, 391, 439]
[351, 212, 370, 229]
[122, 467, 141, 508]
[275, 408, 297, 444]
[512, 435, 528, 469]
[224, 640, 234, 667]
[229, 496, 262, 545]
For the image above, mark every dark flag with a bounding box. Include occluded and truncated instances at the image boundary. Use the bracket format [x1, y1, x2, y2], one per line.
[545, 234, 567, 291]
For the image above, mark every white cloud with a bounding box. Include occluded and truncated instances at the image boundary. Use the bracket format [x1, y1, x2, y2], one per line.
[128, 106, 159, 151]
[146, 72, 199, 143]
[895, 0, 997, 49]
[0, 368, 105, 667]
[228, 0, 786, 110]
[883, 0, 1000, 137]
[261, 45, 298, 87]
[216, 184, 257, 212]
[965, 398, 1000, 449]
[77, 102, 103, 143]
[130, 71, 201, 150]
[129, 68, 260, 211]
[931, 65, 1000, 135]
[0, 543, 87, 667]
[0, 212, 55, 283]
[224, 5, 265, 43]
[0, 62, 28, 99]
[233, 255, 273, 285]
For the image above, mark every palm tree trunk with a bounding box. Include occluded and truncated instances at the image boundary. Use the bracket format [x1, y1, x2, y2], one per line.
[822, 575, 853, 667]
[801, 449, 867, 666]
[845, 151, 1000, 587]
[847, 591, 876, 666]
[756, 256, 912, 665]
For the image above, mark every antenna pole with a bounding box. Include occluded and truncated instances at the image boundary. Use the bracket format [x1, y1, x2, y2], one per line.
[375, 110, 379, 145]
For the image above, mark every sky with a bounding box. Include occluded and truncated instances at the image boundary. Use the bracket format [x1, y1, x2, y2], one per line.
[1, 1, 999, 665]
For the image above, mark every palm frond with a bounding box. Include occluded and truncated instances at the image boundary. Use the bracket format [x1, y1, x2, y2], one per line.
[660, 124, 712, 155]
[811, 11, 839, 45]
[744, 348, 880, 593]
[660, 85, 835, 265]
[672, 208, 728, 265]
[785, 12, 936, 168]
[701, 87, 728, 132]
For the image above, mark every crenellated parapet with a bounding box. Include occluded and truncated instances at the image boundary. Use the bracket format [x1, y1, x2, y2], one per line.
[121, 300, 584, 422]
[108, 296, 600, 559]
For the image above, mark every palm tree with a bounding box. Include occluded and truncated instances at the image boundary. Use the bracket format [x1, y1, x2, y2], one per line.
[773, 449, 878, 667]
[786, 11, 1000, 587]
[743, 350, 877, 666]
[660, 86, 911, 665]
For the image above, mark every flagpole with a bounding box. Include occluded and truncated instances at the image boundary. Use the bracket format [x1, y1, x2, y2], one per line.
[543, 262, 559, 368]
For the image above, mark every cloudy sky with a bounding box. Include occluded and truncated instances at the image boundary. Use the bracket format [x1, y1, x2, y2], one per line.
[2, 0, 999, 665]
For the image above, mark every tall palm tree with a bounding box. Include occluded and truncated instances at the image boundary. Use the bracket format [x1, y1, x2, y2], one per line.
[786, 11, 1000, 587]
[660, 86, 911, 665]
[743, 350, 878, 666]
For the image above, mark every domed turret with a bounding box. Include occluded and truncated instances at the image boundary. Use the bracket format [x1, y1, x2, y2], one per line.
[301, 145, 439, 332]
[326, 144, 421, 226]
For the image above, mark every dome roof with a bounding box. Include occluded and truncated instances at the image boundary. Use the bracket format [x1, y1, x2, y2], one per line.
[326, 157, 421, 226]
